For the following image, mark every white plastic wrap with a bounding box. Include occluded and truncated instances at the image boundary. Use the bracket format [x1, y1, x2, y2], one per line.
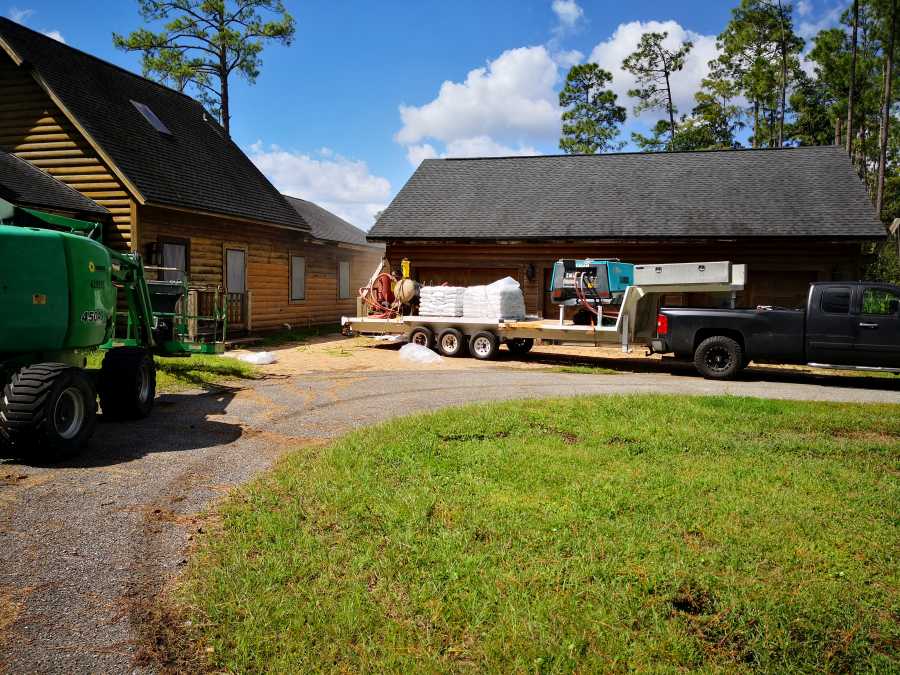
[399, 343, 443, 364]
[235, 351, 277, 365]
[463, 276, 527, 320]
[419, 285, 465, 317]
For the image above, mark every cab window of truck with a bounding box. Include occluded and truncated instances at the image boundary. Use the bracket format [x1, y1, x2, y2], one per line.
[862, 288, 900, 316]
[821, 286, 851, 314]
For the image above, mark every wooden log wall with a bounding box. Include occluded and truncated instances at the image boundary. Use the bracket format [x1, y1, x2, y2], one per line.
[385, 239, 869, 315]
[140, 206, 384, 331]
[0, 57, 135, 249]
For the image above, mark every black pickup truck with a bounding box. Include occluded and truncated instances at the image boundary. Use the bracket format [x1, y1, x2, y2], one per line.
[652, 281, 900, 379]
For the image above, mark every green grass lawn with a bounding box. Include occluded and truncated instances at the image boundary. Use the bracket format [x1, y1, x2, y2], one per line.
[181, 395, 899, 673]
[86, 352, 258, 392]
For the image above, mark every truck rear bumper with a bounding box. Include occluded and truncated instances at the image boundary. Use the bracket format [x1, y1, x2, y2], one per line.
[650, 338, 669, 354]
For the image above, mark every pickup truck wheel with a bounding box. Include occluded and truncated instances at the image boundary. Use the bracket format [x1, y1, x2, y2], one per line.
[694, 336, 743, 380]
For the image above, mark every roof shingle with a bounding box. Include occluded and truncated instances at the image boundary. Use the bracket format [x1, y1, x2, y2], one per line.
[0, 149, 108, 216]
[0, 18, 306, 231]
[368, 146, 885, 241]
[284, 195, 380, 247]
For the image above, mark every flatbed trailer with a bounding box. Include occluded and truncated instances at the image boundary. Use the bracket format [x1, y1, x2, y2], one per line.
[343, 262, 746, 360]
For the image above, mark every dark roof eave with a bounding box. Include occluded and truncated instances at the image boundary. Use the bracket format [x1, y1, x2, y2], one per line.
[367, 233, 886, 243]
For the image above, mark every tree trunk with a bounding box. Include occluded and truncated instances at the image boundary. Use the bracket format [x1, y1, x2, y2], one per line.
[835, 116, 843, 145]
[876, 0, 897, 219]
[753, 100, 760, 148]
[217, 7, 230, 138]
[847, 0, 860, 155]
[664, 71, 676, 148]
[777, 0, 788, 147]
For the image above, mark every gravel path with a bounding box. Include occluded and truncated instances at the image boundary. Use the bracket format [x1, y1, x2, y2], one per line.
[1, 365, 898, 673]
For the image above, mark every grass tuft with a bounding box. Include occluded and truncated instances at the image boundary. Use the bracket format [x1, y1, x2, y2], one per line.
[180, 394, 900, 673]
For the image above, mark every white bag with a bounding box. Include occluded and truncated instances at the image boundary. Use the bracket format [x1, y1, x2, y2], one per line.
[463, 276, 526, 320]
[419, 285, 465, 317]
[236, 351, 277, 365]
[399, 343, 443, 364]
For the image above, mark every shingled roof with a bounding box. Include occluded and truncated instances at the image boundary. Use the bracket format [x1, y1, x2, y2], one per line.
[0, 18, 306, 231]
[284, 195, 380, 247]
[0, 149, 108, 217]
[368, 146, 885, 241]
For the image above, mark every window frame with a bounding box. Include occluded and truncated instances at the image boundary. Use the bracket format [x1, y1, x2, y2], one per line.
[338, 260, 351, 300]
[861, 287, 900, 317]
[820, 286, 852, 315]
[158, 237, 190, 282]
[290, 254, 306, 302]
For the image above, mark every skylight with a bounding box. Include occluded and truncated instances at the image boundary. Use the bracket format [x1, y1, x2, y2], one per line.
[131, 100, 172, 135]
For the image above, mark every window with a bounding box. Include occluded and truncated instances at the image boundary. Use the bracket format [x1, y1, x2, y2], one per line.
[821, 286, 851, 314]
[131, 100, 172, 135]
[290, 256, 305, 301]
[862, 288, 900, 316]
[225, 248, 246, 294]
[160, 240, 188, 282]
[338, 261, 351, 299]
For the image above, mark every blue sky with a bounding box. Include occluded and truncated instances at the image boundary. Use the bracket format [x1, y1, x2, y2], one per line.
[7, 1, 845, 228]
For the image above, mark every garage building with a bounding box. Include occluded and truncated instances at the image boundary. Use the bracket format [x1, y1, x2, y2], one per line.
[368, 146, 885, 315]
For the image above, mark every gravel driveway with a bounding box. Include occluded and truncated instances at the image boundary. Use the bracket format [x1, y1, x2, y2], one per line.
[1, 365, 898, 673]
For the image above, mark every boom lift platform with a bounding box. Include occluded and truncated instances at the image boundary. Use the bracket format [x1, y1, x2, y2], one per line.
[343, 261, 746, 360]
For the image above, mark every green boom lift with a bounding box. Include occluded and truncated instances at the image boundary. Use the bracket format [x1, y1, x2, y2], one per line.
[0, 198, 227, 458]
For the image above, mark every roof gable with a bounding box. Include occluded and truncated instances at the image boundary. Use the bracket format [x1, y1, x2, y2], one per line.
[0, 18, 306, 231]
[369, 146, 885, 241]
[0, 149, 108, 216]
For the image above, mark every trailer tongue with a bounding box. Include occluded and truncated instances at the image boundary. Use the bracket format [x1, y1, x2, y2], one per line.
[343, 260, 746, 359]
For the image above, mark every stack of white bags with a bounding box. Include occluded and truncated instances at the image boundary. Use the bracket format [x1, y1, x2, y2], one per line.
[463, 277, 526, 320]
[419, 285, 465, 317]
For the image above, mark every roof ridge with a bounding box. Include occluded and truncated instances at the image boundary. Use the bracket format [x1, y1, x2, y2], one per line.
[437, 145, 843, 162]
[0, 17, 200, 104]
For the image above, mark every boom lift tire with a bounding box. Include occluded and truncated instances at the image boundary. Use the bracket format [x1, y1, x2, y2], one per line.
[408, 326, 435, 350]
[0, 363, 97, 458]
[694, 335, 743, 380]
[506, 338, 534, 356]
[469, 331, 500, 360]
[99, 348, 157, 420]
[437, 328, 466, 357]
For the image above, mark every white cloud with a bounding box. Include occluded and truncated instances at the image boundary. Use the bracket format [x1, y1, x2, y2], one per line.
[798, 3, 843, 39]
[395, 45, 561, 164]
[797, 0, 813, 17]
[445, 136, 539, 158]
[552, 0, 584, 30]
[41, 29, 65, 43]
[552, 48, 584, 68]
[405, 143, 438, 166]
[248, 143, 391, 230]
[8, 6, 33, 23]
[588, 20, 718, 122]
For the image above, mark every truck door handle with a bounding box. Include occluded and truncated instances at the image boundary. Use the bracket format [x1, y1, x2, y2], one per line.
[859, 322, 879, 329]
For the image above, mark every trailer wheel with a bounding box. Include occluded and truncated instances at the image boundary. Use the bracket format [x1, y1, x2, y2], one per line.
[694, 336, 743, 380]
[0, 363, 97, 458]
[506, 338, 534, 356]
[99, 348, 157, 420]
[469, 331, 500, 360]
[408, 326, 435, 350]
[436, 328, 466, 357]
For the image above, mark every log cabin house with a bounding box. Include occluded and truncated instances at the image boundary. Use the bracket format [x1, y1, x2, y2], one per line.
[0, 18, 382, 332]
[368, 147, 886, 315]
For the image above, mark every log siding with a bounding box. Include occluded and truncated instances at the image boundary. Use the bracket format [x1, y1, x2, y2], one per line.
[0, 58, 136, 249]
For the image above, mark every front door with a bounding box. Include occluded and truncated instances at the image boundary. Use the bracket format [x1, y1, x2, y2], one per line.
[806, 285, 858, 365]
[225, 248, 247, 329]
[854, 285, 900, 367]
